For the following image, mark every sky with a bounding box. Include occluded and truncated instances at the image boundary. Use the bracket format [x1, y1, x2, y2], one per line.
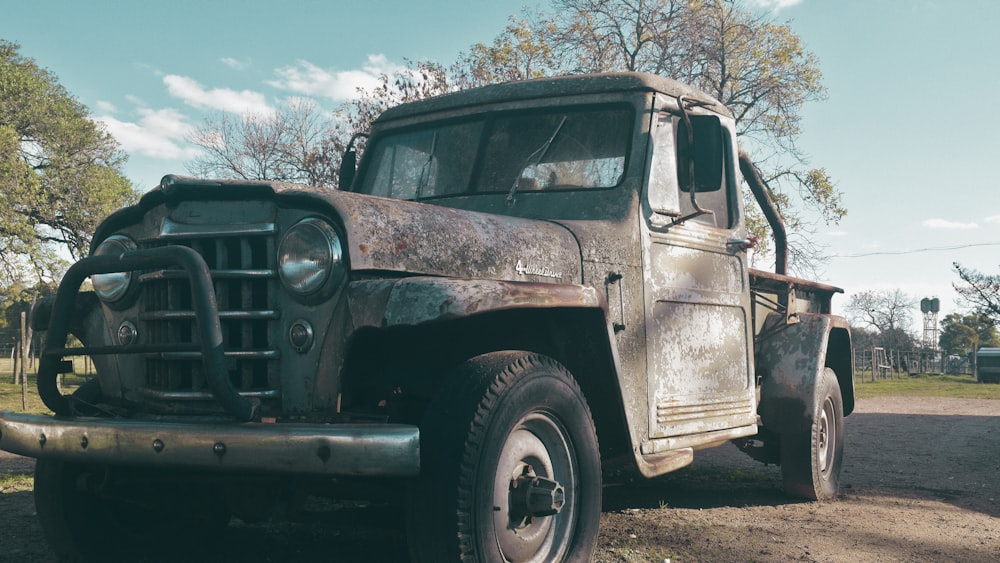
[2, 0, 999, 335]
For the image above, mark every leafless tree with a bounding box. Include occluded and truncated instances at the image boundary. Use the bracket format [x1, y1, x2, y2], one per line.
[187, 99, 343, 188]
[845, 289, 916, 334]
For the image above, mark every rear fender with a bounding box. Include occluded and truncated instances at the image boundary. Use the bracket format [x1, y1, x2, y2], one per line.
[757, 312, 853, 434]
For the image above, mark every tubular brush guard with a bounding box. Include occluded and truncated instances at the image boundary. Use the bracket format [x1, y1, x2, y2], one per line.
[37, 245, 259, 421]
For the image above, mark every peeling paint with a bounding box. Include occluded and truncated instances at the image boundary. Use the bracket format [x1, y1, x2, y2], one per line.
[329, 190, 584, 283]
[756, 312, 851, 434]
[641, 215, 757, 441]
[379, 277, 600, 327]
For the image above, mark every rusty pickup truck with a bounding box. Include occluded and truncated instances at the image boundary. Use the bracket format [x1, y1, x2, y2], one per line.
[0, 72, 852, 562]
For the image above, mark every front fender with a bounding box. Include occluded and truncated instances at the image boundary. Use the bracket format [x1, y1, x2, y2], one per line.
[348, 277, 604, 328]
[756, 312, 853, 434]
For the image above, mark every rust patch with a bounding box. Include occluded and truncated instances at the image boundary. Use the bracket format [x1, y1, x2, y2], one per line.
[380, 277, 601, 327]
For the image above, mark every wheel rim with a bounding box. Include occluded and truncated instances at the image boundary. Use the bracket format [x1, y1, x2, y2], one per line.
[492, 411, 577, 563]
[817, 396, 835, 475]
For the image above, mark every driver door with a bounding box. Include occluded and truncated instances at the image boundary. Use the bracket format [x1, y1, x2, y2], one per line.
[641, 108, 757, 443]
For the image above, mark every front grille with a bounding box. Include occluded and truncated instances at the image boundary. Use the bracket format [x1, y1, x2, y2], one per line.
[137, 224, 281, 403]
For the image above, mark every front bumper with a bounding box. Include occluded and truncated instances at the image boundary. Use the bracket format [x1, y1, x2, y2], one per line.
[0, 412, 419, 477]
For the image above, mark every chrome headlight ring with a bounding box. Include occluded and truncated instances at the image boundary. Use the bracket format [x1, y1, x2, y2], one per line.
[91, 234, 137, 303]
[277, 218, 345, 297]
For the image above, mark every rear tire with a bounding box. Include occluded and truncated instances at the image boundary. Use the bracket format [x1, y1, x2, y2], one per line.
[407, 352, 601, 562]
[780, 367, 845, 500]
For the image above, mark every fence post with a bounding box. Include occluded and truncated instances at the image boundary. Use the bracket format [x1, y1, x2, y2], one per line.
[12, 337, 20, 385]
[869, 348, 874, 382]
[20, 312, 27, 411]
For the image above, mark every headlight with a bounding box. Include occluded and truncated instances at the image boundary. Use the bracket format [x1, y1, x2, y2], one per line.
[91, 235, 136, 302]
[278, 218, 344, 296]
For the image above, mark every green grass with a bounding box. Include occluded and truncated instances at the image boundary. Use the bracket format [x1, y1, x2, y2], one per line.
[0, 471, 33, 490]
[0, 359, 89, 414]
[0, 381, 50, 414]
[854, 373, 1000, 400]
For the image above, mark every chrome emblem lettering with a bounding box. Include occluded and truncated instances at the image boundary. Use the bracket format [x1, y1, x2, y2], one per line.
[515, 260, 563, 279]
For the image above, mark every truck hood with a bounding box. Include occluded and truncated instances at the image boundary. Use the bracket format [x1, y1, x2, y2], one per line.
[325, 189, 583, 283]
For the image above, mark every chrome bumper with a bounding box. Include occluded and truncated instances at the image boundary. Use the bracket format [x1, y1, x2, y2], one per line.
[0, 412, 419, 477]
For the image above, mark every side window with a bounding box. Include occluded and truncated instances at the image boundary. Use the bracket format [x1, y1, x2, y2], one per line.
[676, 116, 735, 229]
[647, 112, 738, 229]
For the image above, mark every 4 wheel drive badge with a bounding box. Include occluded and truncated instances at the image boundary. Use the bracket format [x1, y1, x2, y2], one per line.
[515, 259, 563, 279]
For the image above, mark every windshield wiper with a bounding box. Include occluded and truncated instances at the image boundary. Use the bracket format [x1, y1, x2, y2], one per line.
[415, 131, 438, 199]
[506, 116, 567, 207]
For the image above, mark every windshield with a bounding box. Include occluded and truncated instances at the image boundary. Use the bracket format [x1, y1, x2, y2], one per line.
[357, 106, 633, 201]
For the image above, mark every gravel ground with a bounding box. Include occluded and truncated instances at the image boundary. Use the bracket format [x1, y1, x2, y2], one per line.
[2, 396, 998, 562]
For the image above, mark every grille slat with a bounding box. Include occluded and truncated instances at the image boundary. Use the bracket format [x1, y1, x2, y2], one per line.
[139, 222, 280, 404]
[151, 350, 281, 361]
[239, 236, 255, 390]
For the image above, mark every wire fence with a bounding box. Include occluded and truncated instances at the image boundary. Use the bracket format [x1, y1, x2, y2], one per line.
[853, 347, 971, 382]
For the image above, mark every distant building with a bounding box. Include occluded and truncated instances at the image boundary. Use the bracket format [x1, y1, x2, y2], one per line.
[975, 347, 1000, 383]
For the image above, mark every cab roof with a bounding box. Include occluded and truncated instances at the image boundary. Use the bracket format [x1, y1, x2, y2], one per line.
[375, 72, 730, 123]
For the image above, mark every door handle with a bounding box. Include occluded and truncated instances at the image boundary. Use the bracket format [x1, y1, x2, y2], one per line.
[726, 236, 757, 252]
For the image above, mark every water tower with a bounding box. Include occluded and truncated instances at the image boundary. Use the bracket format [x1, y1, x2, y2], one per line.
[920, 297, 940, 349]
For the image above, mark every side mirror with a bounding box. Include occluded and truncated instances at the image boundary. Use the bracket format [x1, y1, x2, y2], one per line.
[677, 114, 724, 193]
[338, 132, 369, 190]
[338, 149, 357, 190]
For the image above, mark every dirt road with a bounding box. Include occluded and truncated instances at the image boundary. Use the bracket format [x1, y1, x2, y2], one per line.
[2, 396, 998, 562]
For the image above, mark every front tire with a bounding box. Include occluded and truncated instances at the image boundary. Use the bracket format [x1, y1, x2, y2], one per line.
[34, 460, 230, 561]
[780, 367, 845, 500]
[34, 460, 111, 561]
[407, 352, 601, 562]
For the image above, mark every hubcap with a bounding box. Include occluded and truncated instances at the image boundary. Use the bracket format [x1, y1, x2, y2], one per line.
[509, 470, 565, 520]
[492, 412, 577, 563]
[817, 396, 835, 475]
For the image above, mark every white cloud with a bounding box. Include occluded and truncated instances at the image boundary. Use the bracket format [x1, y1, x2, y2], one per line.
[747, 0, 804, 11]
[135, 107, 195, 141]
[98, 107, 198, 160]
[922, 218, 979, 230]
[163, 74, 272, 115]
[267, 54, 403, 101]
[96, 100, 118, 114]
[825, 231, 849, 237]
[221, 57, 251, 71]
[985, 215, 1000, 224]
